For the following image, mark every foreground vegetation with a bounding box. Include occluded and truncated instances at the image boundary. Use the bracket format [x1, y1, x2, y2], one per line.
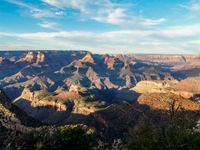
[1, 125, 97, 150]
[125, 113, 200, 150]
[124, 101, 200, 150]
[1, 110, 200, 150]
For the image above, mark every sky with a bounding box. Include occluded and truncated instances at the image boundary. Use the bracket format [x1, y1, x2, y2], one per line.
[0, 0, 200, 54]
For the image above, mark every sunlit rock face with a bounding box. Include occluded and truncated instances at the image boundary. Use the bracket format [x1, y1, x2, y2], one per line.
[36, 52, 45, 64]
[137, 93, 200, 111]
[104, 55, 117, 69]
[18, 52, 36, 63]
[18, 51, 45, 64]
[81, 52, 95, 63]
[13, 88, 68, 124]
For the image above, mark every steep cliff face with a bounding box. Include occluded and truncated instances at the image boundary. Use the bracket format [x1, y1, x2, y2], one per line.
[13, 88, 69, 124]
[0, 90, 33, 133]
[15, 88, 66, 111]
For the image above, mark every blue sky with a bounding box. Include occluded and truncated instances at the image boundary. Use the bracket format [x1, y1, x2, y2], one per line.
[0, 0, 200, 54]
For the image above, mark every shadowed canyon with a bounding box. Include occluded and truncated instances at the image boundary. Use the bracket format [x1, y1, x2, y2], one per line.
[1, 51, 200, 149]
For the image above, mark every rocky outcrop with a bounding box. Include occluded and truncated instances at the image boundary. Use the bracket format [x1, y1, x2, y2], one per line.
[80, 53, 95, 63]
[86, 67, 102, 89]
[55, 90, 97, 115]
[36, 52, 45, 64]
[132, 80, 178, 94]
[104, 55, 117, 69]
[13, 88, 69, 124]
[15, 88, 67, 111]
[18, 52, 36, 63]
[18, 88, 35, 101]
[69, 84, 87, 94]
[132, 79, 200, 100]
[173, 77, 200, 93]
[31, 100, 67, 111]
[18, 51, 45, 64]
[137, 93, 200, 111]
[119, 65, 134, 87]
[172, 91, 195, 99]
[72, 60, 85, 68]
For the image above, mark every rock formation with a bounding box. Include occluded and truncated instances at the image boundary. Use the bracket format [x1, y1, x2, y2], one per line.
[36, 52, 45, 64]
[80, 52, 95, 63]
[18, 52, 36, 63]
[104, 55, 117, 69]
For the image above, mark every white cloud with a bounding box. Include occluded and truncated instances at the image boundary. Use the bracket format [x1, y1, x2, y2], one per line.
[5, 0, 166, 29]
[2, 24, 199, 39]
[142, 18, 166, 26]
[41, 0, 166, 27]
[55, 11, 65, 16]
[0, 24, 199, 54]
[38, 21, 59, 29]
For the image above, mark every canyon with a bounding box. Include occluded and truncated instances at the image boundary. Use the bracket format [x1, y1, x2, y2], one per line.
[0, 51, 200, 139]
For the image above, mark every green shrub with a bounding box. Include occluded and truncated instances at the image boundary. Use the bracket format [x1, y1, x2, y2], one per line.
[125, 111, 200, 150]
[9, 125, 97, 150]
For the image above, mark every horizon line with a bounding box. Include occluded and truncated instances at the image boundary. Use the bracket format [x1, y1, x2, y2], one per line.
[0, 49, 200, 56]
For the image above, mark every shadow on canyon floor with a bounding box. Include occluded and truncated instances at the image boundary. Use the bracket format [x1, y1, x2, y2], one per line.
[2, 88, 200, 141]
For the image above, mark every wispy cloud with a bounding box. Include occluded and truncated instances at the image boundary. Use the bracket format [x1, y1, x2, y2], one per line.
[6, 0, 32, 9]
[0, 24, 199, 53]
[187, 0, 200, 11]
[2, 0, 199, 54]
[41, 0, 166, 28]
[179, 0, 200, 16]
[5, 0, 166, 29]
[5, 0, 65, 18]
